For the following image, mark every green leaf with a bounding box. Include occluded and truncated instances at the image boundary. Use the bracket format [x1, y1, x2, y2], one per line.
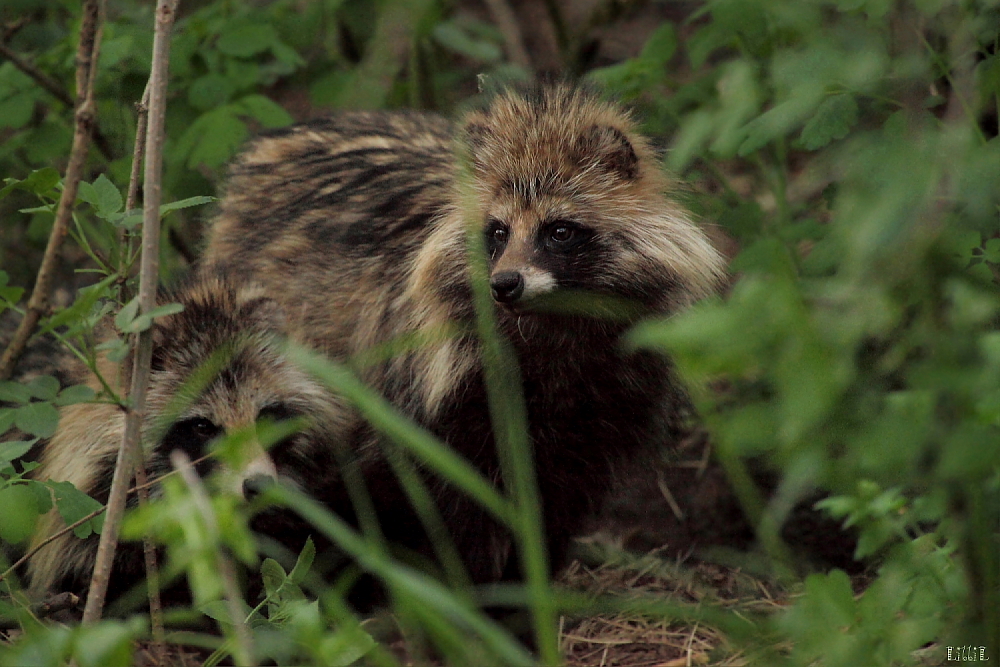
[54, 384, 97, 406]
[92, 174, 124, 219]
[159, 196, 216, 216]
[0, 92, 35, 130]
[115, 296, 140, 332]
[96, 337, 130, 363]
[122, 302, 184, 334]
[73, 620, 139, 667]
[0, 167, 61, 201]
[26, 375, 60, 401]
[639, 23, 677, 66]
[237, 94, 293, 129]
[15, 401, 60, 438]
[188, 72, 235, 111]
[261, 558, 288, 600]
[49, 480, 105, 538]
[0, 408, 15, 436]
[738, 91, 825, 156]
[0, 381, 32, 404]
[288, 536, 315, 584]
[200, 598, 253, 625]
[217, 24, 278, 58]
[0, 439, 37, 464]
[983, 238, 1000, 264]
[176, 106, 249, 170]
[320, 626, 377, 667]
[0, 484, 40, 544]
[36, 274, 117, 337]
[799, 94, 859, 150]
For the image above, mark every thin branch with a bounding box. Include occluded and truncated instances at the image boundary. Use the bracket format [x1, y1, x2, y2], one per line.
[171, 450, 256, 667]
[81, 0, 179, 625]
[0, 1, 103, 381]
[0, 42, 114, 160]
[0, 454, 211, 585]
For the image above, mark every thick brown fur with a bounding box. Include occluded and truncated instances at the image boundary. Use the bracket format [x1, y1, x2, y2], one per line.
[202, 84, 727, 588]
[25, 273, 346, 602]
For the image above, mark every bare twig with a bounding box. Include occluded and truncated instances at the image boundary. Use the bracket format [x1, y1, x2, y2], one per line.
[171, 450, 256, 667]
[0, 41, 114, 160]
[135, 465, 166, 658]
[81, 0, 180, 624]
[121, 83, 151, 280]
[0, 1, 103, 381]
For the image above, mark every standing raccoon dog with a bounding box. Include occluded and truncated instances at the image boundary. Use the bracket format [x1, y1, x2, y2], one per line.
[25, 274, 344, 602]
[203, 85, 726, 586]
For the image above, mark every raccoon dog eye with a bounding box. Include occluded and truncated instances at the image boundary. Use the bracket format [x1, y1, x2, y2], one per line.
[162, 417, 222, 462]
[485, 217, 509, 258]
[550, 225, 574, 243]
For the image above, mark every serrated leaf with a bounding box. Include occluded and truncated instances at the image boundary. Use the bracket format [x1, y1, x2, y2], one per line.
[14, 401, 60, 438]
[26, 375, 60, 401]
[54, 384, 96, 406]
[799, 94, 859, 150]
[261, 558, 288, 599]
[77, 180, 99, 207]
[91, 174, 124, 219]
[0, 484, 40, 544]
[237, 94, 293, 129]
[0, 381, 32, 404]
[288, 536, 315, 584]
[49, 480, 105, 538]
[160, 196, 215, 216]
[217, 24, 277, 58]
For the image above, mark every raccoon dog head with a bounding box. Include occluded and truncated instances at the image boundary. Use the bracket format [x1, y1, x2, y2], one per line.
[27, 273, 341, 597]
[461, 84, 725, 320]
[138, 273, 340, 500]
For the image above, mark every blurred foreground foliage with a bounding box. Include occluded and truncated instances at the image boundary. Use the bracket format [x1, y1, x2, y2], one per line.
[0, 0, 998, 665]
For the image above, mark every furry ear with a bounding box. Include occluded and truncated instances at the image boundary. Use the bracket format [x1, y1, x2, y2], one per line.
[576, 125, 639, 180]
[234, 284, 286, 333]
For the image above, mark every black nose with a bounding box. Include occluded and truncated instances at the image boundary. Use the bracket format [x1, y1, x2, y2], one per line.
[242, 473, 276, 501]
[490, 271, 524, 303]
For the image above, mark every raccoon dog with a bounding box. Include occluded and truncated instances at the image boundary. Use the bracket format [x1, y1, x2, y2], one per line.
[202, 84, 727, 587]
[25, 273, 345, 602]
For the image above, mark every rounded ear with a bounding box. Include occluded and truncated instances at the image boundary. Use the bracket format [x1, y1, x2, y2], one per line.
[235, 287, 286, 333]
[575, 125, 639, 181]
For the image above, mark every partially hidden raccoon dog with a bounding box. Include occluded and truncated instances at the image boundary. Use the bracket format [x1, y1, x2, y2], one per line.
[202, 84, 727, 588]
[24, 273, 346, 603]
